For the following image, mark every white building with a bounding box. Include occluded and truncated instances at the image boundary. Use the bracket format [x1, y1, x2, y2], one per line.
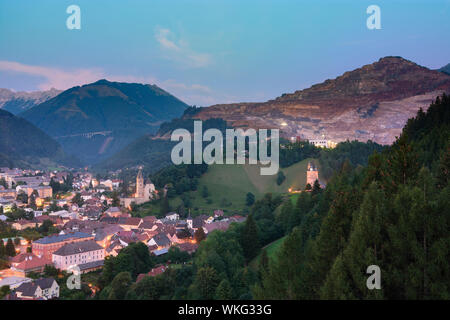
[165, 212, 180, 221]
[14, 278, 59, 300]
[309, 139, 337, 149]
[52, 240, 104, 271]
[49, 210, 77, 219]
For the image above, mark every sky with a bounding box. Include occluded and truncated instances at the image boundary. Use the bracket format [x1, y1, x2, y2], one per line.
[0, 0, 449, 106]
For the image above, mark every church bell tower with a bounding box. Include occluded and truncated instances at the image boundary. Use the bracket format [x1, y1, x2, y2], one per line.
[136, 167, 144, 198]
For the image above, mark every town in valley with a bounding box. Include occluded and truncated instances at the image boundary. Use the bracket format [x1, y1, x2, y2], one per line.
[0, 162, 324, 300]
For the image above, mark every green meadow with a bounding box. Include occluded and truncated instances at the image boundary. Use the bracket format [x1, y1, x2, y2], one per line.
[249, 235, 287, 269]
[134, 158, 320, 217]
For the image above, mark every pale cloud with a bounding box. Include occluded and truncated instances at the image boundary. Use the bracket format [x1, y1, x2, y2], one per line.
[155, 27, 213, 68]
[162, 79, 212, 94]
[0, 60, 228, 106]
[155, 28, 182, 52]
[0, 60, 104, 90]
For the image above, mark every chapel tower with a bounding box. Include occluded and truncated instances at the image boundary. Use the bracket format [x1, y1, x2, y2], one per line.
[306, 162, 319, 188]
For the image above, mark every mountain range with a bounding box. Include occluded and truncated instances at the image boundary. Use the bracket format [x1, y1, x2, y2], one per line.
[2, 57, 450, 171]
[0, 109, 77, 168]
[20, 80, 189, 164]
[94, 117, 229, 172]
[185, 57, 450, 145]
[0, 88, 61, 114]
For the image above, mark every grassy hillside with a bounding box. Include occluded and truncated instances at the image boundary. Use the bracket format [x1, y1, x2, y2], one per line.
[249, 236, 287, 269]
[187, 158, 319, 213]
[190, 164, 261, 211]
[243, 158, 321, 194]
[134, 158, 321, 217]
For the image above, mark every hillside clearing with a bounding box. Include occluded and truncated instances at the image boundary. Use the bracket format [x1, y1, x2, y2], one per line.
[249, 236, 287, 269]
[134, 158, 321, 217]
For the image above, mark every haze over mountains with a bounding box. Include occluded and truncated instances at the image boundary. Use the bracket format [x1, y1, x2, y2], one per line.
[20, 80, 189, 164]
[187, 57, 450, 145]
[2, 57, 450, 170]
[0, 109, 76, 168]
[94, 118, 229, 172]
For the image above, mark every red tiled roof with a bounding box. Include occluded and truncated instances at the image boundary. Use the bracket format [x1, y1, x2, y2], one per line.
[120, 217, 142, 226]
[148, 265, 166, 276]
[36, 215, 63, 224]
[136, 233, 150, 242]
[136, 265, 167, 283]
[139, 221, 156, 230]
[178, 242, 198, 253]
[14, 219, 38, 225]
[118, 230, 134, 237]
[136, 273, 146, 283]
[204, 221, 230, 233]
[13, 254, 51, 271]
[10, 252, 34, 264]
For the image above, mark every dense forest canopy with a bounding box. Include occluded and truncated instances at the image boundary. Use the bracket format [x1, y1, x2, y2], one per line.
[254, 94, 450, 299]
[90, 94, 449, 300]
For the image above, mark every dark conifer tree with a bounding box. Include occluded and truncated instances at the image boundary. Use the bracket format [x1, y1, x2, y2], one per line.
[240, 214, 260, 262]
[194, 227, 206, 243]
[0, 240, 5, 257]
[5, 238, 15, 257]
[160, 195, 170, 215]
[194, 267, 220, 300]
[308, 177, 361, 296]
[437, 144, 450, 189]
[385, 135, 420, 192]
[259, 249, 269, 275]
[111, 192, 120, 207]
[312, 180, 322, 196]
[29, 191, 38, 210]
[245, 192, 255, 206]
[253, 227, 306, 299]
[321, 182, 387, 299]
[215, 279, 233, 300]
[277, 200, 294, 233]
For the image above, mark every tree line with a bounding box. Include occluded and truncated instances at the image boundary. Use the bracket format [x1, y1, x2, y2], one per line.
[253, 94, 450, 299]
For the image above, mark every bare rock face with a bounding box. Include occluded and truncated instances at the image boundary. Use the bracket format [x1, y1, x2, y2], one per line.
[188, 57, 450, 145]
[0, 88, 61, 114]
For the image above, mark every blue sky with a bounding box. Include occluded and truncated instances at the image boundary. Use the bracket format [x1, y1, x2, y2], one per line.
[0, 0, 449, 105]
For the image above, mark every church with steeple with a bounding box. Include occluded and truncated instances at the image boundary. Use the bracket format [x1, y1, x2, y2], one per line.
[120, 167, 156, 209]
[136, 167, 145, 198]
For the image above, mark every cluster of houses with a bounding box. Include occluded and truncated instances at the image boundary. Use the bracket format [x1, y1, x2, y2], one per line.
[0, 168, 53, 213]
[0, 167, 246, 300]
[0, 167, 125, 222]
[1, 210, 245, 299]
[2, 277, 59, 300]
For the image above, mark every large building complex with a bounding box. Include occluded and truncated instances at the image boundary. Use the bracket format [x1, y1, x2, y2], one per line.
[52, 240, 105, 272]
[32, 232, 94, 260]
